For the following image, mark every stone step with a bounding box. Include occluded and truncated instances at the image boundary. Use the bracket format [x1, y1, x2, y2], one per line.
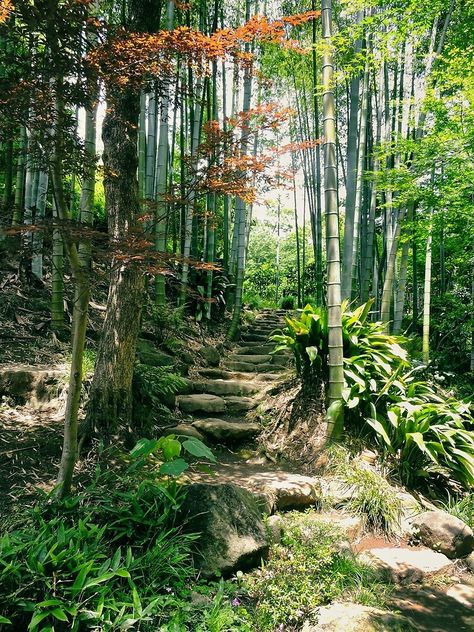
[235, 345, 287, 355]
[222, 361, 284, 374]
[177, 393, 226, 414]
[241, 333, 269, 342]
[228, 354, 272, 364]
[192, 418, 260, 442]
[197, 368, 282, 382]
[224, 395, 257, 412]
[191, 379, 259, 397]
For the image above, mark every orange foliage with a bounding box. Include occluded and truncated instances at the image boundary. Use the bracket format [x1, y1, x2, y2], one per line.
[89, 11, 320, 87]
[0, 0, 13, 22]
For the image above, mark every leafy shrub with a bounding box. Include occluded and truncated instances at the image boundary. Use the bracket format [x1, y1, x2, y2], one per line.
[0, 469, 196, 630]
[133, 364, 187, 424]
[149, 305, 187, 346]
[272, 301, 474, 491]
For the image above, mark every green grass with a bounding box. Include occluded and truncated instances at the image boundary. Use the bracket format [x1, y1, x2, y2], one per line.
[325, 444, 403, 535]
[238, 510, 392, 631]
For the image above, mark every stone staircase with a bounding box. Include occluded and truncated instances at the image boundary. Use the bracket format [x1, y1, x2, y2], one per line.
[175, 309, 291, 445]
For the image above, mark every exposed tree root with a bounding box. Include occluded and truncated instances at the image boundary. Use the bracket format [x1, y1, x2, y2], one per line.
[259, 376, 328, 472]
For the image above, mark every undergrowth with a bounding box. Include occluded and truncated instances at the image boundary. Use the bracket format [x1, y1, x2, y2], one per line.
[325, 444, 403, 535]
[239, 511, 391, 631]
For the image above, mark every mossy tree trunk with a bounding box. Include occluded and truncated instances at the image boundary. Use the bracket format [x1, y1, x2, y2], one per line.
[85, 88, 145, 443]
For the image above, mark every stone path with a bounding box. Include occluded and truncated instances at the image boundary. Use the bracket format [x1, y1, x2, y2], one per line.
[172, 309, 474, 631]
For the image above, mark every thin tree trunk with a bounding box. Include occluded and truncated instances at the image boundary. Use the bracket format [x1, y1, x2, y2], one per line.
[228, 0, 252, 340]
[341, 10, 363, 300]
[31, 168, 48, 280]
[422, 211, 433, 364]
[78, 97, 98, 269]
[12, 126, 27, 226]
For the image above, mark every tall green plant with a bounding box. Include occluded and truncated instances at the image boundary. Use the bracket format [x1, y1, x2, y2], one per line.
[273, 300, 474, 490]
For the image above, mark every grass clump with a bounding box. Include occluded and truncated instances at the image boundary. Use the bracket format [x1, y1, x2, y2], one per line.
[325, 444, 403, 535]
[241, 511, 390, 631]
[442, 492, 474, 529]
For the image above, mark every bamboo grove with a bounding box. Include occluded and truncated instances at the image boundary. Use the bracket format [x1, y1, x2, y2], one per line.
[1, 0, 473, 494]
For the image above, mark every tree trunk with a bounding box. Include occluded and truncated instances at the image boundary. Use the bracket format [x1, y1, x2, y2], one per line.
[85, 88, 145, 442]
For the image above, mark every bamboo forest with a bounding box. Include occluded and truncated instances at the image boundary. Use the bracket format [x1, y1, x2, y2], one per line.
[1, 0, 474, 630]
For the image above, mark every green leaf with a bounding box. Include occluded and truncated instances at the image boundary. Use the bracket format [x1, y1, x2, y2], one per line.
[0, 616, 11, 624]
[28, 612, 50, 630]
[366, 417, 393, 451]
[130, 438, 160, 459]
[182, 438, 216, 462]
[305, 346, 318, 364]
[159, 459, 189, 477]
[51, 609, 68, 622]
[158, 437, 181, 461]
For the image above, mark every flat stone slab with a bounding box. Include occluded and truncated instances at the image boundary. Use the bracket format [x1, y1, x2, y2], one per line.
[445, 583, 474, 608]
[229, 354, 271, 364]
[176, 393, 226, 414]
[192, 418, 260, 442]
[304, 603, 414, 631]
[164, 423, 205, 441]
[247, 471, 321, 511]
[223, 395, 257, 412]
[361, 546, 453, 584]
[223, 361, 257, 372]
[192, 379, 259, 397]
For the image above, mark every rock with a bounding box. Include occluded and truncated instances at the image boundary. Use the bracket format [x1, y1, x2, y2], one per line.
[248, 471, 321, 511]
[0, 366, 66, 407]
[410, 510, 474, 559]
[445, 583, 474, 608]
[192, 379, 258, 397]
[320, 476, 355, 506]
[266, 514, 283, 544]
[361, 546, 453, 584]
[303, 603, 414, 631]
[192, 418, 260, 442]
[317, 511, 364, 542]
[223, 360, 257, 372]
[136, 339, 174, 367]
[223, 395, 257, 412]
[176, 393, 226, 414]
[163, 424, 205, 441]
[178, 483, 269, 576]
[199, 346, 220, 367]
[465, 551, 474, 572]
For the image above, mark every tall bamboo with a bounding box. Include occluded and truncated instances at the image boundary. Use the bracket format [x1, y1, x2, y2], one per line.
[322, 0, 344, 433]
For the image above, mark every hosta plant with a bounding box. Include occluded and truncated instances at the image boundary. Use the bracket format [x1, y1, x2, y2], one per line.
[272, 301, 474, 491]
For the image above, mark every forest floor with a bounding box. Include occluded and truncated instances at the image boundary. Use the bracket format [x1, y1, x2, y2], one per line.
[1, 291, 473, 630]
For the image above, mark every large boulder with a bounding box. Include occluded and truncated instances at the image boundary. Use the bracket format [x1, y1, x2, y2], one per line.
[178, 483, 269, 576]
[410, 510, 474, 559]
[303, 603, 414, 631]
